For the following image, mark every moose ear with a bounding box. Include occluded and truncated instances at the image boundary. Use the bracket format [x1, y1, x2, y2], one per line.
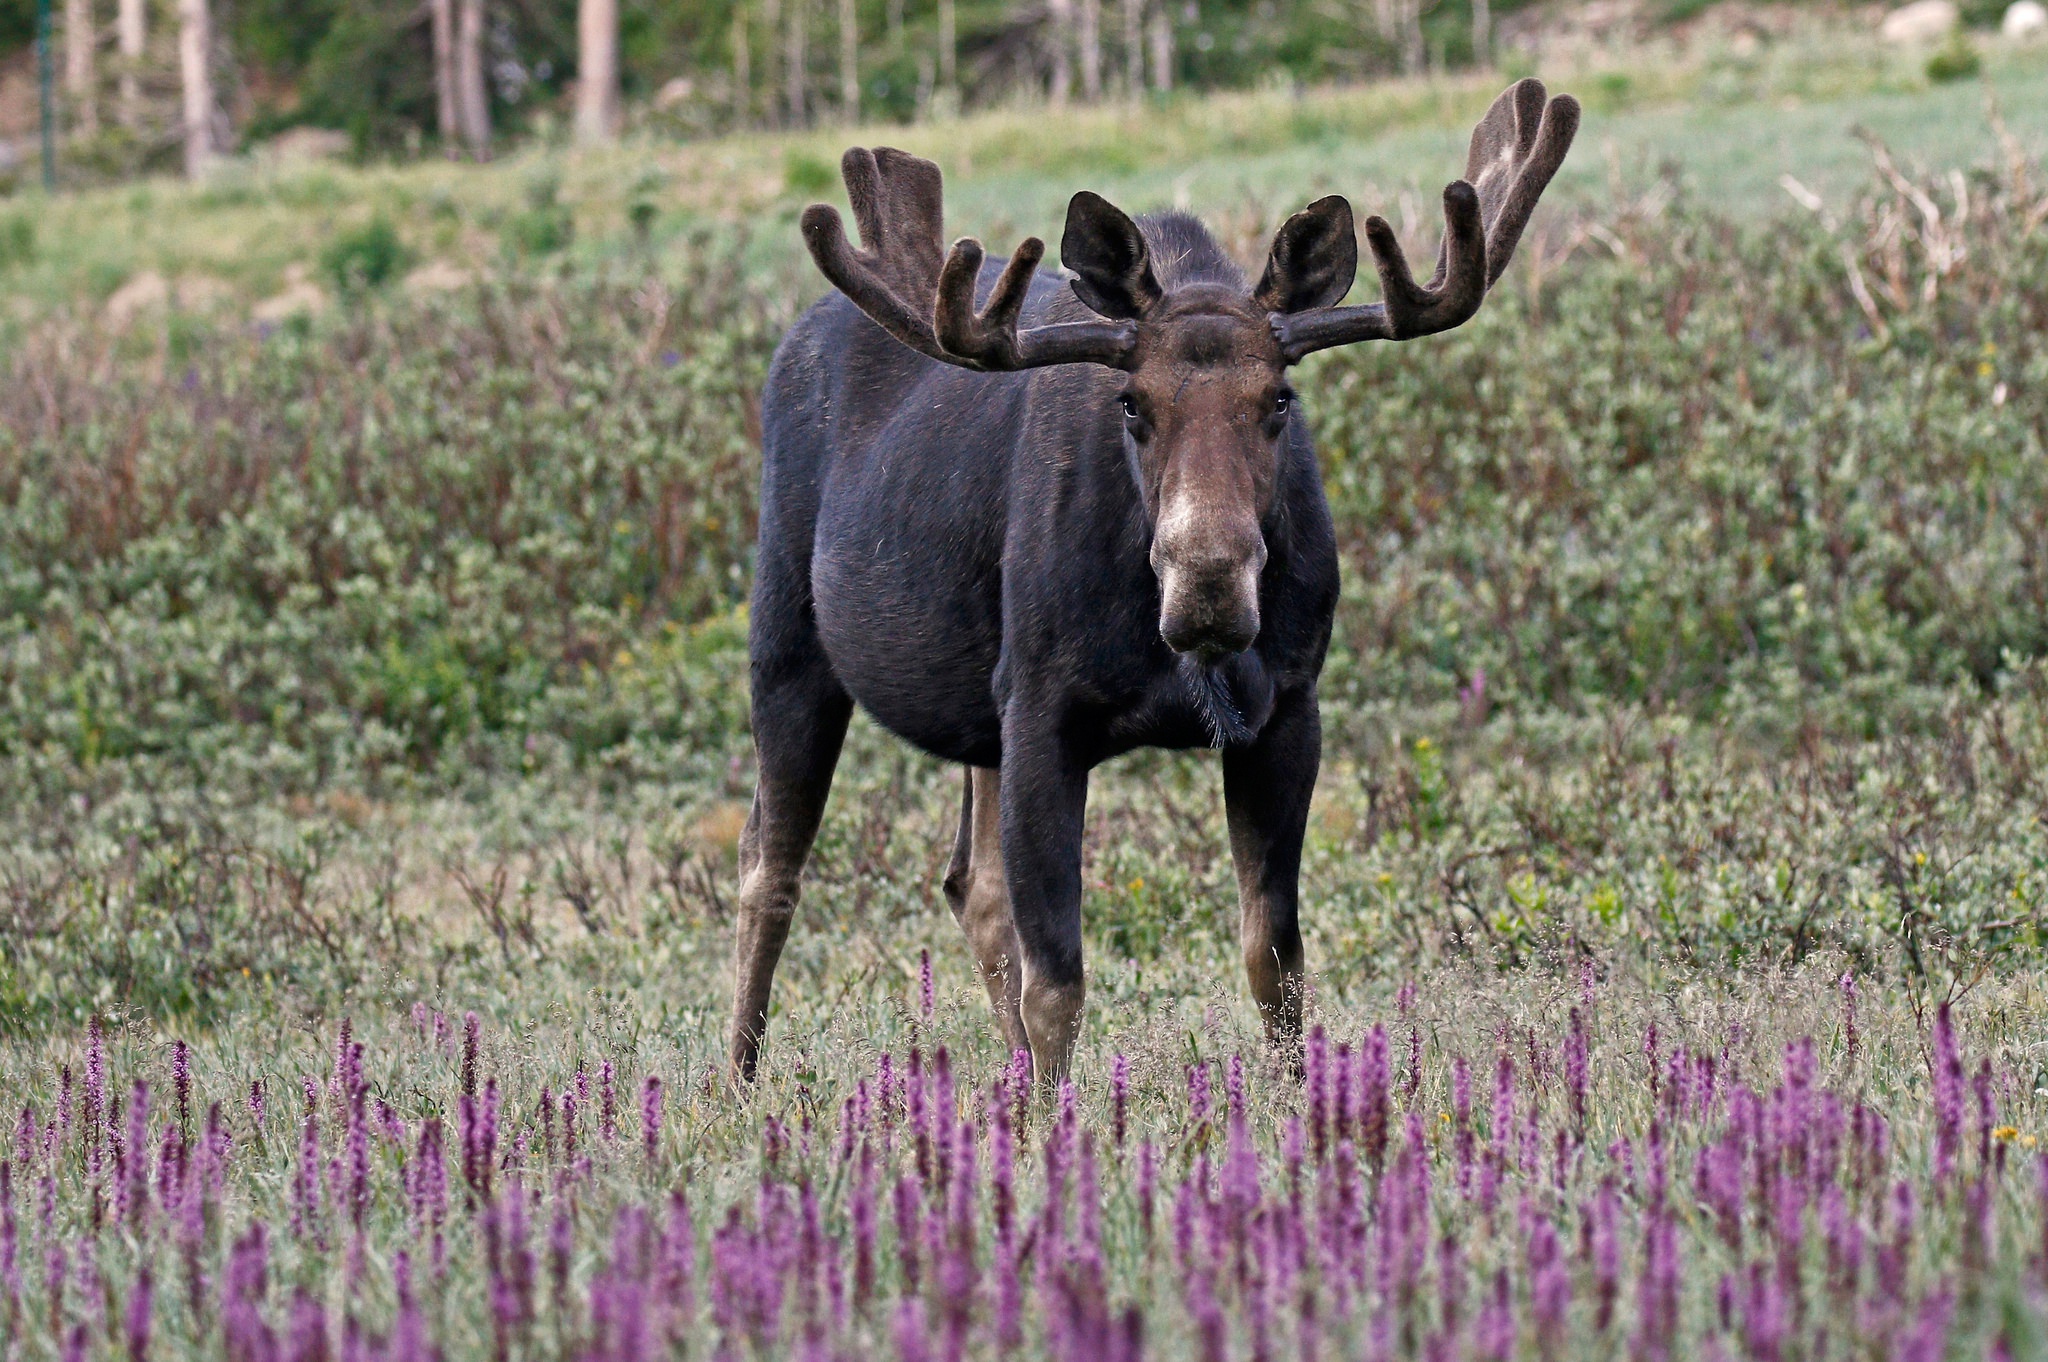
[1254, 196, 1358, 314]
[1061, 191, 1163, 320]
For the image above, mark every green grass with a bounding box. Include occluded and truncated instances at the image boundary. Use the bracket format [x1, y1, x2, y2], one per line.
[6, 23, 2048, 336]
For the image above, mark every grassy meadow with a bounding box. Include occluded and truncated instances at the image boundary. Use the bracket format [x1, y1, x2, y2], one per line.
[10, 20, 2048, 1359]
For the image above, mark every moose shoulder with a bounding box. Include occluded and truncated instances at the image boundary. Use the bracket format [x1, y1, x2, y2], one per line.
[730, 79, 1580, 1088]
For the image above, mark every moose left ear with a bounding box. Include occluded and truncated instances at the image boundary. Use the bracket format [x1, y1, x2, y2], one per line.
[1062, 191, 1164, 320]
[1254, 196, 1358, 315]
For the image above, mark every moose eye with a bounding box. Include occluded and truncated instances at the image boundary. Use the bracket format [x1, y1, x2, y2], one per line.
[1272, 391, 1292, 416]
[1118, 394, 1141, 421]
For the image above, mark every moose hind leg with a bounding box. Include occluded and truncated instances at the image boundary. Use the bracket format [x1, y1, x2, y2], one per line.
[1224, 689, 1319, 1055]
[942, 767, 1028, 1056]
[728, 649, 853, 1083]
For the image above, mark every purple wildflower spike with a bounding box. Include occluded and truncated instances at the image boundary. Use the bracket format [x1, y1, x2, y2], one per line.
[642, 1077, 663, 1162]
[124, 1266, 153, 1362]
[600, 1061, 618, 1143]
[1932, 1004, 1964, 1182]
[461, 1013, 480, 1099]
[1111, 1054, 1130, 1151]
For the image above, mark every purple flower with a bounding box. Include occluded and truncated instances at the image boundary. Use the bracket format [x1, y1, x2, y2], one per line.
[1452, 1056, 1474, 1196]
[124, 1083, 150, 1229]
[919, 948, 935, 1022]
[461, 1013, 481, 1098]
[1932, 1004, 1964, 1182]
[641, 1077, 663, 1162]
[124, 1266, 153, 1362]
[1111, 1053, 1131, 1151]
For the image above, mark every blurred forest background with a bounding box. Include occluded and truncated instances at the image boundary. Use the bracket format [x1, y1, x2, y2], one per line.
[0, 0, 1972, 180]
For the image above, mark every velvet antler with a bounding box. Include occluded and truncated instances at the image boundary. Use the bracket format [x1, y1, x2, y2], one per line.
[1270, 79, 1580, 364]
[800, 147, 1139, 372]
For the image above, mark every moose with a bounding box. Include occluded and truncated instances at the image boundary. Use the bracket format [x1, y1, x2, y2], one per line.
[729, 79, 1579, 1088]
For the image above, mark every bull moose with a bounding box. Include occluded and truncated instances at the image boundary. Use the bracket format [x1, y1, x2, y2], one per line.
[729, 79, 1580, 1087]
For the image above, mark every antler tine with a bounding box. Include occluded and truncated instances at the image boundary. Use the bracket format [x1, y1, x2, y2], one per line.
[799, 148, 953, 363]
[936, 235, 1140, 371]
[802, 145, 1138, 373]
[1270, 80, 1579, 364]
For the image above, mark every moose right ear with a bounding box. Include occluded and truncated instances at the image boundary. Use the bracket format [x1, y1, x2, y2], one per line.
[1061, 192, 1163, 320]
[1254, 196, 1357, 315]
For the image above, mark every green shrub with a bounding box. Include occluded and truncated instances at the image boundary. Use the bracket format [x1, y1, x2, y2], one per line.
[504, 173, 575, 257]
[782, 148, 838, 198]
[319, 214, 408, 292]
[0, 212, 30, 270]
[1926, 36, 1982, 82]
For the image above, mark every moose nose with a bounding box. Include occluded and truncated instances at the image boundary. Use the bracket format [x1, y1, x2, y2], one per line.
[1155, 546, 1264, 660]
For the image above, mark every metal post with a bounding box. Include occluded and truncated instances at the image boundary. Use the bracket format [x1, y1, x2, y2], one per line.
[37, 0, 57, 190]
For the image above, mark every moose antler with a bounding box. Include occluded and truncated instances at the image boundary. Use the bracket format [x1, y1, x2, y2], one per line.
[800, 147, 1139, 372]
[1271, 79, 1580, 363]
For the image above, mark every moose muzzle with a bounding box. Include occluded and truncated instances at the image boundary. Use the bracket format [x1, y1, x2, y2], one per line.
[1152, 516, 1266, 660]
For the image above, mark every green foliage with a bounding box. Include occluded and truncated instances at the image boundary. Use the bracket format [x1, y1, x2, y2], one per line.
[1927, 34, 1984, 82]
[9, 140, 2048, 1021]
[782, 148, 839, 198]
[319, 214, 409, 292]
[0, 211, 31, 270]
[504, 173, 576, 256]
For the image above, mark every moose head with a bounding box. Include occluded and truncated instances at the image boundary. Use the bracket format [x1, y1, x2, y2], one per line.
[800, 79, 1578, 664]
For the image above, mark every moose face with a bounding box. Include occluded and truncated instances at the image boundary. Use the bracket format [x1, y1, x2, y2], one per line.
[1116, 292, 1288, 660]
[1060, 194, 1355, 662]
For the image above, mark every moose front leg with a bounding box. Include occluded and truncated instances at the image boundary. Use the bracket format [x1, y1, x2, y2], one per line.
[1223, 687, 1319, 1054]
[998, 721, 1092, 1092]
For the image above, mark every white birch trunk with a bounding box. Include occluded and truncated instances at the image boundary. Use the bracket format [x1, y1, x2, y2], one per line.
[1146, 5, 1172, 92]
[732, 3, 751, 122]
[456, 0, 492, 160]
[1078, 0, 1101, 102]
[937, 0, 955, 98]
[67, 0, 98, 136]
[761, 0, 781, 125]
[1122, 0, 1143, 97]
[785, 0, 807, 126]
[117, 0, 143, 129]
[1471, 0, 1491, 67]
[838, 0, 858, 120]
[177, 0, 210, 177]
[575, 0, 620, 144]
[431, 0, 458, 153]
[1047, 0, 1073, 106]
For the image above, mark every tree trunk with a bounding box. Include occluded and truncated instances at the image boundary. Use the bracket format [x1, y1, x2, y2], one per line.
[1146, 4, 1172, 92]
[760, 0, 780, 126]
[1047, 0, 1073, 106]
[1122, 0, 1143, 97]
[456, 0, 491, 160]
[937, 0, 955, 101]
[1401, 0, 1423, 74]
[838, 0, 858, 121]
[575, 0, 619, 144]
[117, 0, 144, 130]
[784, 0, 806, 127]
[1078, 0, 1101, 102]
[1471, 0, 1491, 67]
[177, 0, 210, 177]
[431, 0, 458, 153]
[66, 0, 97, 137]
[732, 3, 751, 123]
